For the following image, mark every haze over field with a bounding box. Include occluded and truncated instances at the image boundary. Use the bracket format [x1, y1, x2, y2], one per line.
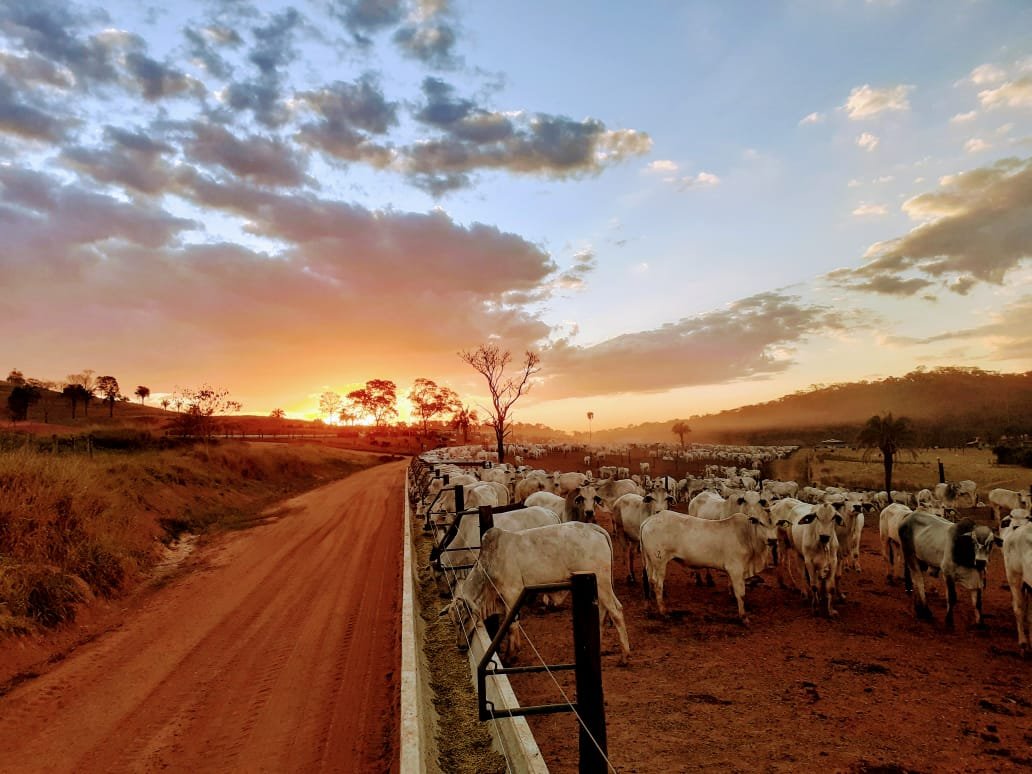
[3, 0, 1031, 429]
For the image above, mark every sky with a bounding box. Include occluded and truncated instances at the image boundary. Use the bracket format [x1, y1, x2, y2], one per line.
[2, 0, 1031, 431]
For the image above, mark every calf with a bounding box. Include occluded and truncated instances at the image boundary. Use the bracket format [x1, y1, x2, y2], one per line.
[898, 513, 998, 628]
[639, 510, 779, 625]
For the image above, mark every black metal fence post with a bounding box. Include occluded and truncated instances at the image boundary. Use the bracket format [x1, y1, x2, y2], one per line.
[455, 484, 464, 515]
[937, 458, 946, 484]
[479, 505, 494, 538]
[571, 572, 608, 774]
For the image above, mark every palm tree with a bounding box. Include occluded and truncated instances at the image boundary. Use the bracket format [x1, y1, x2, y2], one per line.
[671, 420, 692, 448]
[856, 413, 917, 494]
[587, 411, 594, 444]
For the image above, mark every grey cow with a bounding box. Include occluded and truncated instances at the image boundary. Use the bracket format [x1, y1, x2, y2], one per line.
[898, 513, 998, 629]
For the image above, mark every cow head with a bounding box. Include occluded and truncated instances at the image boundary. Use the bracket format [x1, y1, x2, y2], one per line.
[799, 502, 842, 546]
[951, 520, 997, 579]
[568, 485, 600, 522]
[439, 597, 477, 652]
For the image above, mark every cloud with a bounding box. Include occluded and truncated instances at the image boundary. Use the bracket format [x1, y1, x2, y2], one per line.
[852, 202, 887, 217]
[979, 75, 1032, 110]
[333, 0, 405, 41]
[402, 77, 650, 194]
[552, 248, 596, 290]
[966, 63, 1006, 86]
[857, 131, 879, 151]
[964, 137, 990, 153]
[0, 74, 73, 141]
[294, 75, 398, 166]
[950, 110, 977, 124]
[183, 25, 242, 79]
[843, 84, 913, 119]
[829, 156, 1032, 296]
[798, 111, 824, 125]
[60, 125, 175, 194]
[539, 292, 855, 399]
[647, 159, 678, 173]
[677, 171, 720, 190]
[0, 51, 75, 89]
[185, 122, 310, 187]
[885, 295, 1032, 360]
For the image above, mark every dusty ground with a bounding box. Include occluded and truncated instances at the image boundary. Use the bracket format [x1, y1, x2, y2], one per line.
[501, 506, 1032, 773]
[0, 461, 406, 773]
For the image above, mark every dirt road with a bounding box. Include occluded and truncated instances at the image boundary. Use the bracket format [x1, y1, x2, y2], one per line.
[0, 460, 405, 773]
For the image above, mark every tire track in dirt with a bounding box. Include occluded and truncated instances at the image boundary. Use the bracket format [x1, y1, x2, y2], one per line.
[0, 461, 405, 773]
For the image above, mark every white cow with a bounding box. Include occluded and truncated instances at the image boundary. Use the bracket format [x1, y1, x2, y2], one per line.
[989, 488, 1032, 524]
[595, 478, 642, 510]
[514, 472, 551, 502]
[639, 510, 779, 625]
[442, 521, 631, 663]
[879, 503, 913, 584]
[554, 471, 590, 496]
[523, 491, 566, 519]
[774, 500, 842, 617]
[1000, 510, 1032, 653]
[611, 492, 672, 583]
[431, 505, 560, 570]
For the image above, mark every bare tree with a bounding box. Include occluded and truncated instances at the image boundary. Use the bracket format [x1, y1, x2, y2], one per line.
[458, 344, 541, 463]
[97, 375, 120, 417]
[318, 391, 342, 422]
[135, 385, 150, 404]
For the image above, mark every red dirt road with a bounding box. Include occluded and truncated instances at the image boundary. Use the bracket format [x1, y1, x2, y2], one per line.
[0, 461, 405, 773]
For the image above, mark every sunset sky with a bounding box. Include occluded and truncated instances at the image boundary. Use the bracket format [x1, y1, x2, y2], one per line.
[3, 0, 1031, 430]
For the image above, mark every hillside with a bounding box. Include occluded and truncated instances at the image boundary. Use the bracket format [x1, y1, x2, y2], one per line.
[581, 367, 1032, 447]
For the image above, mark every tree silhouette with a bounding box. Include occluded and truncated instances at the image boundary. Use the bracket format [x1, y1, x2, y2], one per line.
[6, 384, 40, 422]
[587, 411, 594, 444]
[318, 391, 342, 422]
[270, 408, 286, 420]
[671, 420, 692, 448]
[856, 413, 917, 494]
[26, 379, 56, 423]
[66, 370, 96, 416]
[97, 375, 120, 417]
[160, 398, 171, 411]
[62, 383, 90, 419]
[408, 378, 460, 437]
[174, 385, 242, 441]
[450, 404, 479, 444]
[135, 385, 150, 404]
[347, 379, 398, 427]
[6, 369, 25, 386]
[458, 344, 540, 463]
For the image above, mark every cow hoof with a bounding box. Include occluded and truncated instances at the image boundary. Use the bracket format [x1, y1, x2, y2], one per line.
[827, 610, 839, 619]
[740, 616, 751, 627]
[886, 576, 895, 586]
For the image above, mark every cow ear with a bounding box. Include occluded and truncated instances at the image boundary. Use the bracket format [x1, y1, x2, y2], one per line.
[832, 501, 844, 510]
[759, 499, 768, 508]
[594, 495, 603, 505]
[798, 513, 816, 524]
[737, 497, 746, 505]
[643, 495, 654, 503]
[748, 516, 760, 525]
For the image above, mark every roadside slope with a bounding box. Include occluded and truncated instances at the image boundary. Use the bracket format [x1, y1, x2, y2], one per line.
[0, 460, 405, 773]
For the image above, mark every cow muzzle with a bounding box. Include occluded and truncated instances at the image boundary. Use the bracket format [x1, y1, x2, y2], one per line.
[974, 559, 987, 571]
[819, 534, 831, 545]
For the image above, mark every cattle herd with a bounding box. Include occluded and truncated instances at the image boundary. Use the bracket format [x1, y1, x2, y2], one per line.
[412, 444, 1032, 664]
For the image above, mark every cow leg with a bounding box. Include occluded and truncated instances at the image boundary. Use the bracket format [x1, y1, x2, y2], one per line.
[970, 588, 986, 628]
[705, 570, 715, 587]
[730, 572, 749, 626]
[908, 560, 933, 620]
[599, 590, 631, 665]
[652, 565, 668, 617]
[626, 543, 636, 585]
[944, 577, 957, 629]
[1012, 577, 1029, 653]
[884, 537, 896, 585]
[825, 577, 838, 618]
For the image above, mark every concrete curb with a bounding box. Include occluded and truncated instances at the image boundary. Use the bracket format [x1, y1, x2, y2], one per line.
[400, 471, 549, 773]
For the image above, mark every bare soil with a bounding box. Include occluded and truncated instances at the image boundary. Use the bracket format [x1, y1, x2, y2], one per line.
[0, 461, 406, 773]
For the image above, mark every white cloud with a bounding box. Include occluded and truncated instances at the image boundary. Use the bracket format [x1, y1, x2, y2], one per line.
[950, 110, 977, 124]
[647, 159, 678, 173]
[874, 175, 895, 184]
[968, 64, 1006, 86]
[843, 84, 913, 119]
[857, 132, 880, 151]
[678, 171, 720, 189]
[997, 123, 1014, 136]
[798, 111, 824, 126]
[852, 202, 888, 217]
[964, 137, 990, 153]
[631, 262, 649, 274]
[847, 179, 862, 188]
[979, 75, 1032, 109]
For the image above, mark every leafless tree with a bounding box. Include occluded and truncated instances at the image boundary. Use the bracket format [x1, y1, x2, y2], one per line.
[458, 344, 541, 463]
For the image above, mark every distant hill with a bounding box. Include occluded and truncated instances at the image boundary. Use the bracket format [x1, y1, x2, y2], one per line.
[578, 367, 1032, 447]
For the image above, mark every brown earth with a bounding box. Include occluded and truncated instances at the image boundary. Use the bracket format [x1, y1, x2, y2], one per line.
[0, 460, 406, 773]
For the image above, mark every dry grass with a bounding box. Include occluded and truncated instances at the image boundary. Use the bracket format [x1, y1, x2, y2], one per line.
[0, 443, 382, 632]
[770, 447, 1032, 494]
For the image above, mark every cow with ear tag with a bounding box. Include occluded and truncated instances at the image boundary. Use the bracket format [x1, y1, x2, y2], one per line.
[899, 514, 999, 629]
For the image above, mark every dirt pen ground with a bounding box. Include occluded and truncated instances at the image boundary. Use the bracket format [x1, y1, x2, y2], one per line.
[482, 447, 1032, 772]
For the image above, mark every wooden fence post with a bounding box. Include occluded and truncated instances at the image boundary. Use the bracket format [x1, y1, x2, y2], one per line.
[571, 572, 608, 774]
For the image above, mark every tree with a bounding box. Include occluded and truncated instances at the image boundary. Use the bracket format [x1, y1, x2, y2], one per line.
[135, 385, 150, 404]
[449, 404, 479, 444]
[458, 344, 541, 463]
[338, 406, 357, 425]
[66, 370, 96, 416]
[160, 398, 171, 411]
[6, 369, 25, 386]
[318, 391, 342, 423]
[62, 383, 90, 419]
[856, 413, 918, 495]
[408, 378, 460, 437]
[587, 411, 594, 444]
[270, 408, 286, 420]
[26, 379, 56, 423]
[347, 379, 398, 427]
[7, 384, 40, 422]
[173, 385, 242, 440]
[671, 420, 692, 448]
[97, 375, 120, 417]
